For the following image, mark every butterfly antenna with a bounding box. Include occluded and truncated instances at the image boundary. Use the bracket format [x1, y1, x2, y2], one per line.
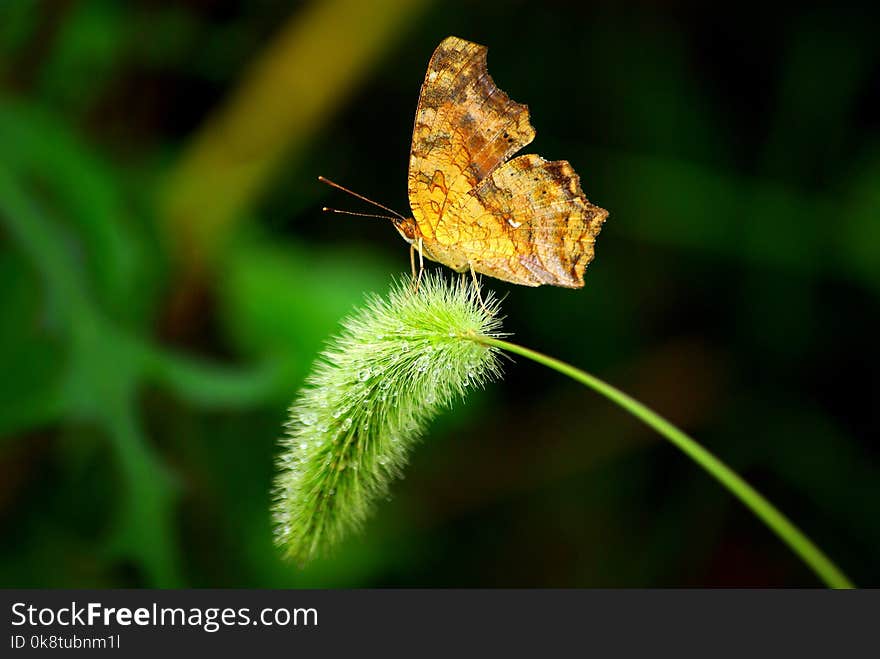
[317, 176, 406, 220]
[322, 207, 399, 221]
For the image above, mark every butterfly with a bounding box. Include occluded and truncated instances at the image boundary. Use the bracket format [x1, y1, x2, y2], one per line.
[321, 35, 608, 288]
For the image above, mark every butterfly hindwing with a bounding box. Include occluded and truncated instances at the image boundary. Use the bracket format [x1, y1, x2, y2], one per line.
[462, 154, 607, 287]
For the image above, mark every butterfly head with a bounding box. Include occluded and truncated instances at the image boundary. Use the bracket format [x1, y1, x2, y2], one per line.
[392, 216, 419, 245]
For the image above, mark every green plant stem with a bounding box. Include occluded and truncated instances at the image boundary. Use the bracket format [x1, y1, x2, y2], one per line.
[473, 335, 854, 589]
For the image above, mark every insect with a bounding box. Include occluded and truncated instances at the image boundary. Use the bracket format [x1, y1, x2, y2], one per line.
[321, 35, 608, 288]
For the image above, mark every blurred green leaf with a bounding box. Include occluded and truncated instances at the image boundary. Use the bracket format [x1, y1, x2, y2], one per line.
[601, 151, 880, 291]
[37, 0, 124, 114]
[0, 100, 143, 317]
[218, 237, 393, 394]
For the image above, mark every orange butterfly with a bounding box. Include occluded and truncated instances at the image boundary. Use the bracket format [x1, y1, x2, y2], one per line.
[321, 36, 608, 288]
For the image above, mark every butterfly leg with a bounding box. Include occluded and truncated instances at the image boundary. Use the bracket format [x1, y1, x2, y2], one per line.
[469, 263, 490, 313]
[414, 237, 425, 292]
[409, 243, 417, 286]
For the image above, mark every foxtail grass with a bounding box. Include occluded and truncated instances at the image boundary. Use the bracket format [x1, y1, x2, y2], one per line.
[273, 272, 853, 588]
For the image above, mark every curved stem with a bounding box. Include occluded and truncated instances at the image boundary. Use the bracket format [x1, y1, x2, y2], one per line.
[473, 335, 854, 589]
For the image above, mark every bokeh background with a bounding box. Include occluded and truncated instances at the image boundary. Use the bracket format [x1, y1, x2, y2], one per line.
[1, 0, 878, 588]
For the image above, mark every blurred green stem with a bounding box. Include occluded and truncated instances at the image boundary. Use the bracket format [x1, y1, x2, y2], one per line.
[163, 0, 430, 278]
[473, 336, 854, 589]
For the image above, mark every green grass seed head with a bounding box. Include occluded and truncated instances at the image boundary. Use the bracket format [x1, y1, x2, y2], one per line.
[272, 272, 504, 565]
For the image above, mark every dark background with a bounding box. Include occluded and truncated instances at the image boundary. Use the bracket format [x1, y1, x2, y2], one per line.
[1, 0, 877, 587]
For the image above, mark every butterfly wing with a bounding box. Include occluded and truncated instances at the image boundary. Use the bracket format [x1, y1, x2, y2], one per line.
[408, 36, 535, 240]
[407, 36, 607, 287]
[450, 154, 608, 287]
